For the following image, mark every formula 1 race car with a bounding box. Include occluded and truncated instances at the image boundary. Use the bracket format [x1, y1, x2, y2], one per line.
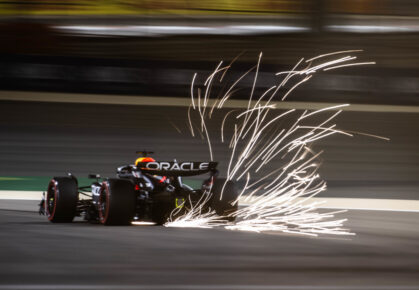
[39, 152, 238, 225]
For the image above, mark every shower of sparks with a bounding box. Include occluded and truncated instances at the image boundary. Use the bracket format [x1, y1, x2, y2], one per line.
[165, 50, 381, 236]
[165, 211, 228, 228]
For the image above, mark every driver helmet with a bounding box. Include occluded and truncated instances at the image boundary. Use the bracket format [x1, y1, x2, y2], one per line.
[135, 156, 167, 184]
[135, 157, 155, 166]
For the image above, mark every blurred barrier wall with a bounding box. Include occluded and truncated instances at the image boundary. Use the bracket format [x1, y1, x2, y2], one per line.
[0, 0, 417, 16]
[0, 0, 418, 105]
[0, 55, 418, 105]
[0, 0, 309, 15]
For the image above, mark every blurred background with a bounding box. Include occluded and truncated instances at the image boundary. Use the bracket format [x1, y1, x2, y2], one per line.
[0, 0, 418, 199]
[0, 3, 419, 288]
[0, 0, 418, 103]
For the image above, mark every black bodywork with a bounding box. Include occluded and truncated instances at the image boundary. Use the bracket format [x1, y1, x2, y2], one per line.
[39, 161, 221, 224]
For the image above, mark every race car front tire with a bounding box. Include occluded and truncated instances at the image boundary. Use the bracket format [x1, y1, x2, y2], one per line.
[209, 178, 238, 222]
[98, 179, 136, 225]
[46, 177, 79, 223]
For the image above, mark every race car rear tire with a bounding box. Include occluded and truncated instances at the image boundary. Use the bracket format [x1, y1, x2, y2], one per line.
[151, 202, 173, 225]
[98, 179, 136, 225]
[209, 178, 238, 222]
[46, 177, 78, 223]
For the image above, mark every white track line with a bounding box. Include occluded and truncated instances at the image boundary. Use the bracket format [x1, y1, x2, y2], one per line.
[1, 191, 419, 212]
[240, 197, 419, 213]
[1, 91, 418, 113]
[0, 191, 42, 200]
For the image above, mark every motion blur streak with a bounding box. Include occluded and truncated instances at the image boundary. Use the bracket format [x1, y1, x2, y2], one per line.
[166, 51, 383, 236]
[54, 25, 311, 37]
[326, 24, 419, 33]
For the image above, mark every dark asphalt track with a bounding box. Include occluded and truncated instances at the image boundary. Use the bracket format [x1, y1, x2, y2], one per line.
[0, 209, 418, 289]
[0, 101, 418, 199]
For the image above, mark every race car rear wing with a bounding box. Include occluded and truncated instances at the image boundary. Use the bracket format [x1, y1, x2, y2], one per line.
[136, 161, 218, 176]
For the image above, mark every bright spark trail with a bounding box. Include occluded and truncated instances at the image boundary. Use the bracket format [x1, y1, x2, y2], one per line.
[165, 50, 385, 236]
